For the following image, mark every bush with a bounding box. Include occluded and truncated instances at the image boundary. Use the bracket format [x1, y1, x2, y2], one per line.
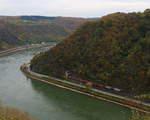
[0, 106, 34, 120]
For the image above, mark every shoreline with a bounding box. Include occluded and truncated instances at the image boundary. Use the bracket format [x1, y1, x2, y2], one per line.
[20, 64, 150, 115]
[0, 44, 52, 57]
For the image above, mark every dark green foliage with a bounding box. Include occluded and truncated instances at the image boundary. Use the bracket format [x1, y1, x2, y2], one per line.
[31, 10, 150, 94]
[0, 28, 19, 44]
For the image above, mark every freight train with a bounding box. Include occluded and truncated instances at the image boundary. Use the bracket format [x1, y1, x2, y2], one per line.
[65, 71, 122, 92]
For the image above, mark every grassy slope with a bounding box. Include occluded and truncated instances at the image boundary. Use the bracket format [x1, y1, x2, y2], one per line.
[0, 106, 33, 120]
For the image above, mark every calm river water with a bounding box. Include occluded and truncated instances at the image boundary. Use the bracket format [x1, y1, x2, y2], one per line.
[0, 46, 131, 120]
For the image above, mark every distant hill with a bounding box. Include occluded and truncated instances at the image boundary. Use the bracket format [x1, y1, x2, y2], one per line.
[20, 16, 57, 21]
[0, 16, 90, 50]
[30, 9, 150, 94]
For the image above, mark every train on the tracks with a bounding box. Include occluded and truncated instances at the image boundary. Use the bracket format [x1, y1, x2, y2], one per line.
[65, 71, 122, 92]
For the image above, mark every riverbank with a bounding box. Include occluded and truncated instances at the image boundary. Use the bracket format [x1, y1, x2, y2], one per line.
[0, 43, 53, 57]
[20, 64, 150, 114]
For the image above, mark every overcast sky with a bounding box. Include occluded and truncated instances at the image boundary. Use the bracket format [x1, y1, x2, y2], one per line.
[0, 0, 149, 17]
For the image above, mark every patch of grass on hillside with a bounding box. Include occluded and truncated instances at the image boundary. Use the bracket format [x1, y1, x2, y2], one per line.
[0, 106, 34, 120]
[135, 94, 150, 99]
[129, 111, 150, 120]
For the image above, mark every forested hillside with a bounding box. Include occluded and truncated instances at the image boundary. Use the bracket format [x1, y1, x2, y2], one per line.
[0, 16, 88, 50]
[30, 9, 150, 94]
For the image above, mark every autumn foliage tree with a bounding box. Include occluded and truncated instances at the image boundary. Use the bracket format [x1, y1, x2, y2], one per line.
[31, 9, 150, 94]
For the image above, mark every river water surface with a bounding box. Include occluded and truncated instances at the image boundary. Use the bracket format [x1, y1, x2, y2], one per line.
[0, 46, 131, 120]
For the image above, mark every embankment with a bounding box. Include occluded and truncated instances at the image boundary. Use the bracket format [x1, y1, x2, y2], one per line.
[20, 64, 150, 115]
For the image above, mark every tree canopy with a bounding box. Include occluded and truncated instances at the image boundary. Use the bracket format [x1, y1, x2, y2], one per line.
[31, 10, 150, 94]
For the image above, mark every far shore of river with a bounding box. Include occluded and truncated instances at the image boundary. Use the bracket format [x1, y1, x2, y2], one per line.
[0, 43, 53, 57]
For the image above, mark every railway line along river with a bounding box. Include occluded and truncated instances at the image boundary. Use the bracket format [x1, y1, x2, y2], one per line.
[0, 46, 131, 120]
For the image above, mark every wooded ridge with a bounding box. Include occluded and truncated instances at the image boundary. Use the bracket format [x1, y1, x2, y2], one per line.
[30, 9, 150, 94]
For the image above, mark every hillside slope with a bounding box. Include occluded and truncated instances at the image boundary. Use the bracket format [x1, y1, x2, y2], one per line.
[30, 9, 150, 94]
[0, 16, 88, 50]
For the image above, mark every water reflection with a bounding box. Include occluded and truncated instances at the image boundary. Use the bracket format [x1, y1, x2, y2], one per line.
[30, 79, 130, 120]
[0, 46, 131, 120]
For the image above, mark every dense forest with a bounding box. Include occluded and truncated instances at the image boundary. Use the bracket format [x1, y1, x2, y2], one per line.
[30, 9, 150, 94]
[0, 16, 88, 50]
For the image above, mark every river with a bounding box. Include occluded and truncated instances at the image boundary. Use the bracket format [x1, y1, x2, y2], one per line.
[0, 46, 131, 120]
